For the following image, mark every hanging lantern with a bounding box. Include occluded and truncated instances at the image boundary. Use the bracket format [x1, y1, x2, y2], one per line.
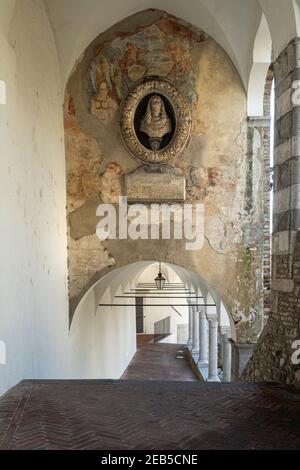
[155, 262, 166, 290]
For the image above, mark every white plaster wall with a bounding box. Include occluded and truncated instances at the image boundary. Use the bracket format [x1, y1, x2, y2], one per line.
[138, 265, 189, 343]
[143, 298, 188, 344]
[143, 291, 188, 343]
[70, 276, 136, 379]
[0, 0, 16, 36]
[0, 0, 69, 395]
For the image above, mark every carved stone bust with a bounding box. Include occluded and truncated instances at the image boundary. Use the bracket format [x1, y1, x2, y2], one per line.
[120, 78, 191, 164]
[139, 95, 172, 151]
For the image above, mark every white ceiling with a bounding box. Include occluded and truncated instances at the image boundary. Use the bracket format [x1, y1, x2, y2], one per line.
[1, 0, 299, 88]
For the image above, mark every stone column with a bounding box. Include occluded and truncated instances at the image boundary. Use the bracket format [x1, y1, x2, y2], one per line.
[191, 304, 199, 356]
[187, 301, 193, 350]
[198, 307, 208, 366]
[221, 327, 232, 382]
[207, 314, 220, 382]
[243, 38, 300, 385]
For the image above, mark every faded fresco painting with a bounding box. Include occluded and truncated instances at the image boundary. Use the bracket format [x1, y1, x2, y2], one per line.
[87, 16, 204, 127]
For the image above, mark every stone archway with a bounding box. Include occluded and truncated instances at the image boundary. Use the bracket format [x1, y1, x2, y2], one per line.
[70, 260, 234, 381]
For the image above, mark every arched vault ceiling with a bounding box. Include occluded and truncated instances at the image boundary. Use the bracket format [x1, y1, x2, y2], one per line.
[1, 1, 299, 88]
[44, 0, 264, 88]
[258, 0, 299, 58]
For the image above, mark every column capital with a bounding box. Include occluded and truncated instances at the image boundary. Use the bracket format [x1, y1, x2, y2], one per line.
[247, 116, 271, 128]
[206, 313, 218, 324]
[198, 306, 206, 318]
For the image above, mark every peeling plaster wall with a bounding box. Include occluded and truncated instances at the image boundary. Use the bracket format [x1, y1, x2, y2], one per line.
[0, 0, 69, 395]
[65, 10, 265, 343]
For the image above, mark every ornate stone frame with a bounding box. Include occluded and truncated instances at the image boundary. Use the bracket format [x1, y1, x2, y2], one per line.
[120, 77, 191, 164]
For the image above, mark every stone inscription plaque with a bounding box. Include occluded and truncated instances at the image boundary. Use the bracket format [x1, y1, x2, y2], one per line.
[125, 167, 186, 203]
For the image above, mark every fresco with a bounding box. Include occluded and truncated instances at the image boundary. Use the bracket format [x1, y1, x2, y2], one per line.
[65, 95, 103, 210]
[88, 17, 204, 126]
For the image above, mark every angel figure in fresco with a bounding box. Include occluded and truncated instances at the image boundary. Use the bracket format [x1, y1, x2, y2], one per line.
[139, 95, 171, 151]
[91, 80, 118, 126]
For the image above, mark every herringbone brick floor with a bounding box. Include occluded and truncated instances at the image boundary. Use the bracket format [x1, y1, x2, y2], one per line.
[121, 342, 197, 381]
[0, 380, 299, 449]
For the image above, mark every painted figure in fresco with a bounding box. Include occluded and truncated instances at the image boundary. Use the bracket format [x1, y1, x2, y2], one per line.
[139, 95, 171, 150]
[91, 80, 117, 126]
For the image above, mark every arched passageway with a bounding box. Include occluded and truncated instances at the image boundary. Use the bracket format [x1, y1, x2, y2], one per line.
[70, 261, 233, 382]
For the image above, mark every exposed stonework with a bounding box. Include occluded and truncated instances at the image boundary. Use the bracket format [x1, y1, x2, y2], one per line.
[243, 39, 300, 385]
[64, 9, 264, 341]
[262, 67, 274, 319]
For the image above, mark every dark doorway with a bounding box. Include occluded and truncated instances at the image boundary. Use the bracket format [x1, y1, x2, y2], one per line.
[135, 297, 144, 333]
